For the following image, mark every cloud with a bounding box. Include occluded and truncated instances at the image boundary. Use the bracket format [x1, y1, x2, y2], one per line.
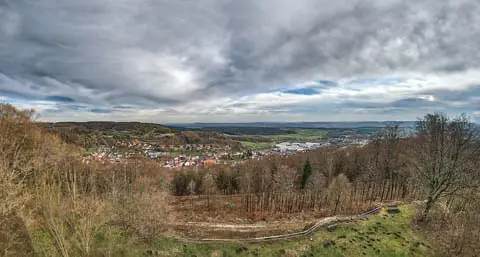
[0, 0, 480, 122]
[90, 108, 113, 114]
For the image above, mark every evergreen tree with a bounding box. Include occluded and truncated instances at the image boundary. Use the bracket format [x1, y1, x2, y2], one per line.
[300, 159, 312, 189]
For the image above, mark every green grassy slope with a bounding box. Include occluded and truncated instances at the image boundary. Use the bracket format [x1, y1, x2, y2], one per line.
[240, 141, 274, 150]
[32, 205, 434, 257]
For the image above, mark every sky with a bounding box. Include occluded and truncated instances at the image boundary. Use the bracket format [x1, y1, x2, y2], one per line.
[1, 0, 480, 123]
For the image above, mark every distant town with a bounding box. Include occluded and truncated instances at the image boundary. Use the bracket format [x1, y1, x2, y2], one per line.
[84, 132, 372, 169]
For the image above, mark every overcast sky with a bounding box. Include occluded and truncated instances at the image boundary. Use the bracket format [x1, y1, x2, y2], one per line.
[1, 0, 480, 123]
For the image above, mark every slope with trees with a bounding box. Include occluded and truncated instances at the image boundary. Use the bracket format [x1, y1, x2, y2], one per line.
[1, 104, 480, 256]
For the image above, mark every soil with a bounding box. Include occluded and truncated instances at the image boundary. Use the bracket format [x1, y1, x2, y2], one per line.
[165, 194, 379, 240]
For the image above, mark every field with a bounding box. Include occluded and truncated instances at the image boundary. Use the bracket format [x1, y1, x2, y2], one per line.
[264, 129, 326, 142]
[240, 141, 274, 150]
[31, 205, 433, 257]
[238, 129, 326, 150]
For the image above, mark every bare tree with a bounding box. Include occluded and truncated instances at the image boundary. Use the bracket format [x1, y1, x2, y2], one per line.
[203, 173, 216, 209]
[273, 165, 296, 192]
[377, 124, 405, 200]
[327, 174, 351, 215]
[412, 113, 480, 220]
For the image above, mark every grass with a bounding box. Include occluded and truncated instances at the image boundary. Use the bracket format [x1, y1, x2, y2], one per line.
[294, 129, 327, 137]
[30, 205, 434, 257]
[240, 141, 274, 150]
[32, 227, 149, 257]
[168, 151, 182, 157]
[239, 129, 326, 149]
[149, 205, 433, 257]
[264, 129, 326, 143]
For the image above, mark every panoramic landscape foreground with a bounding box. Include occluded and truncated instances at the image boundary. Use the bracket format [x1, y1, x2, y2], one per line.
[1, 103, 479, 257]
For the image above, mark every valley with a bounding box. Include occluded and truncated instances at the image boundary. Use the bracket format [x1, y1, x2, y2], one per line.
[1, 105, 478, 257]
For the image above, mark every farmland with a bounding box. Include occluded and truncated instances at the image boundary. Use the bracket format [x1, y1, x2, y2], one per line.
[264, 129, 326, 142]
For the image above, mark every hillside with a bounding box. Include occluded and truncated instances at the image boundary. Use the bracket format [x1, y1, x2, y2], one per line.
[2, 105, 479, 257]
[32, 205, 434, 256]
[38, 121, 176, 134]
[173, 121, 416, 129]
[37, 121, 242, 150]
[163, 205, 432, 257]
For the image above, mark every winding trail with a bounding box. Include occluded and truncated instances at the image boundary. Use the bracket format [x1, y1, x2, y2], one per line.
[179, 206, 383, 243]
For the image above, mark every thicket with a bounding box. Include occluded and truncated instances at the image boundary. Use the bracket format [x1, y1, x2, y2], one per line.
[0, 104, 168, 256]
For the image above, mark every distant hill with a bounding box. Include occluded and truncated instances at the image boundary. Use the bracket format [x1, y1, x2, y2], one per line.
[197, 126, 297, 135]
[170, 121, 416, 129]
[36, 121, 241, 149]
[35, 121, 417, 150]
[37, 121, 176, 134]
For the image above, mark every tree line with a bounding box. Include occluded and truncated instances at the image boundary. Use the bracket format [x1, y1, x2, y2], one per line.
[170, 113, 480, 255]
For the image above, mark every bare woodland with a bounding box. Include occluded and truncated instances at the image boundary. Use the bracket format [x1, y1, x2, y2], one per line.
[1, 103, 480, 256]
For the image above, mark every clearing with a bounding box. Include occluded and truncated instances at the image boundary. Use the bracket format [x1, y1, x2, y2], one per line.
[32, 205, 435, 256]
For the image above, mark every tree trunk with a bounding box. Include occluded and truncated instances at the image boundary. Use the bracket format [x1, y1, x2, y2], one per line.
[380, 181, 386, 201]
[333, 194, 340, 215]
[420, 196, 434, 221]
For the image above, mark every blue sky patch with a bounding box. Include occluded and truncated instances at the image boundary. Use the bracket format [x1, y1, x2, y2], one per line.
[283, 88, 320, 95]
[45, 95, 75, 103]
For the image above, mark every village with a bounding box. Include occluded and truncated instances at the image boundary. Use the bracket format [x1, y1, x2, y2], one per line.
[84, 135, 371, 168]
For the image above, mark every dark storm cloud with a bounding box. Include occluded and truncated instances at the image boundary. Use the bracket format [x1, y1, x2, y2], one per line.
[0, 88, 31, 100]
[334, 97, 439, 111]
[318, 80, 338, 87]
[224, 0, 480, 87]
[0, 0, 480, 121]
[64, 104, 87, 111]
[422, 85, 480, 102]
[390, 98, 439, 108]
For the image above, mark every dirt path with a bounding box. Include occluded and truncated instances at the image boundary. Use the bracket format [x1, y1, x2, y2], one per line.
[178, 206, 383, 243]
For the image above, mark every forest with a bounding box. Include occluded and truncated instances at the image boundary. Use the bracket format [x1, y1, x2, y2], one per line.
[38, 121, 242, 150]
[1, 103, 479, 256]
